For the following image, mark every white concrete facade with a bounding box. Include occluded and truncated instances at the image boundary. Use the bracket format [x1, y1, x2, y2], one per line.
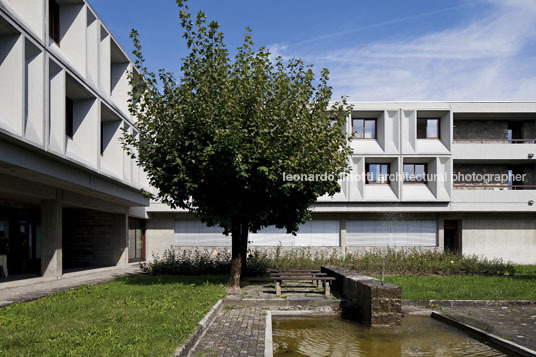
[150, 102, 536, 265]
[0, 0, 150, 279]
[0, 0, 149, 193]
[1, 1, 535, 270]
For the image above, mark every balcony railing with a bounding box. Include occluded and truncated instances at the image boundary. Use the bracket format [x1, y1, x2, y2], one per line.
[453, 138, 536, 144]
[454, 184, 536, 190]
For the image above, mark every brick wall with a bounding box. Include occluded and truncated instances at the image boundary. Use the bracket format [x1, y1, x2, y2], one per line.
[453, 120, 508, 140]
[321, 266, 402, 326]
[454, 163, 536, 188]
[454, 120, 536, 141]
[63, 209, 127, 268]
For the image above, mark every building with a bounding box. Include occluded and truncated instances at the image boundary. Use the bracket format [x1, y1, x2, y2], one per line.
[0, 0, 150, 280]
[1, 1, 535, 284]
[146, 102, 536, 265]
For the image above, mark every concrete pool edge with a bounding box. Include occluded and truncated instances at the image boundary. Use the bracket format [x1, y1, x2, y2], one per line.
[223, 297, 345, 308]
[431, 312, 536, 357]
[406, 300, 536, 308]
[264, 309, 536, 357]
[174, 299, 224, 357]
[265, 311, 272, 357]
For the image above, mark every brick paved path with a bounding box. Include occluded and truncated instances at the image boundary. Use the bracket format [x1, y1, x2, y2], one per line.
[191, 306, 266, 357]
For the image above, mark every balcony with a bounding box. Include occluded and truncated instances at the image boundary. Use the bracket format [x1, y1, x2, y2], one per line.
[451, 188, 536, 211]
[452, 115, 536, 160]
[452, 163, 536, 210]
[453, 184, 536, 191]
[453, 161, 536, 210]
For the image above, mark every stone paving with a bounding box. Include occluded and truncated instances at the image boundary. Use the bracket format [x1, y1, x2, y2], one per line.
[0, 264, 140, 307]
[189, 279, 341, 357]
[3, 271, 536, 356]
[188, 278, 536, 356]
[441, 304, 536, 351]
[190, 306, 267, 357]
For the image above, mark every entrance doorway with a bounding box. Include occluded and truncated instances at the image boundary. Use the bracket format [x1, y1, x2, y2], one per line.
[444, 220, 460, 254]
[0, 207, 41, 278]
[128, 218, 145, 263]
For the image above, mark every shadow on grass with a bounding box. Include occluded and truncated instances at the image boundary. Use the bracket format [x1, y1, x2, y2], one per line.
[508, 275, 536, 281]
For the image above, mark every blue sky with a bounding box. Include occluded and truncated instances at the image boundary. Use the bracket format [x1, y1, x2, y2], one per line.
[89, 0, 536, 101]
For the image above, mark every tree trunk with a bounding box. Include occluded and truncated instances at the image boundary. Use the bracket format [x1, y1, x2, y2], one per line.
[227, 222, 242, 289]
[240, 222, 248, 277]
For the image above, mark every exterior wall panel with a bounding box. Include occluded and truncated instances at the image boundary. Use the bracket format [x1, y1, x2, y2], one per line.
[173, 220, 340, 247]
[347, 220, 437, 247]
[462, 217, 536, 264]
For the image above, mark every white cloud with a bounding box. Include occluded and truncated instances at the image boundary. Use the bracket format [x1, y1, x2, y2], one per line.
[270, 0, 536, 101]
[266, 42, 289, 62]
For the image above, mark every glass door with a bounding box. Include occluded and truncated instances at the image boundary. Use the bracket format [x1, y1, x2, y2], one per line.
[128, 218, 145, 263]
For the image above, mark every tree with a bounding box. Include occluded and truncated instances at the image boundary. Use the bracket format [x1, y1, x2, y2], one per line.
[124, 0, 352, 288]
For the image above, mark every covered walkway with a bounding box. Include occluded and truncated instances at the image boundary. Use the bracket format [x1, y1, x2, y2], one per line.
[0, 263, 140, 307]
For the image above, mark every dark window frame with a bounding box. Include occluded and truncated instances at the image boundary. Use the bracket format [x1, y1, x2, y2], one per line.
[65, 96, 73, 138]
[403, 163, 428, 183]
[49, 0, 60, 45]
[365, 163, 390, 184]
[507, 121, 523, 144]
[100, 121, 104, 156]
[417, 118, 440, 139]
[352, 118, 377, 139]
[128, 218, 146, 263]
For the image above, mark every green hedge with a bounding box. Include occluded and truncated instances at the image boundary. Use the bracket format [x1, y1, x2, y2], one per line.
[141, 247, 516, 276]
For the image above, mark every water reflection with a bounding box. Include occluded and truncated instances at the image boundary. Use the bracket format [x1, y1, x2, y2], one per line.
[272, 315, 505, 357]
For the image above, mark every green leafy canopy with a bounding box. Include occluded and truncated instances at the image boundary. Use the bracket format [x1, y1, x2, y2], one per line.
[123, 0, 353, 235]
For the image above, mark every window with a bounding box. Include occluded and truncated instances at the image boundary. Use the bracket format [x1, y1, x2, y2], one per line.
[507, 122, 522, 144]
[366, 163, 389, 184]
[49, 0, 60, 45]
[403, 164, 427, 183]
[417, 118, 439, 139]
[352, 119, 376, 139]
[346, 220, 437, 247]
[65, 96, 73, 138]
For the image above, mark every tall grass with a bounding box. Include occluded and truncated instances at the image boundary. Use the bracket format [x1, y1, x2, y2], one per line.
[141, 247, 516, 276]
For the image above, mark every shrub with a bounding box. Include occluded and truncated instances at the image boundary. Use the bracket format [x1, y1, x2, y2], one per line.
[141, 246, 516, 277]
[141, 249, 231, 275]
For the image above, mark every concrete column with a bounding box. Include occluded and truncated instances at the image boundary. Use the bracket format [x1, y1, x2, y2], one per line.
[41, 189, 62, 278]
[437, 214, 445, 252]
[458, 220, 463, 256]
[113, 212, 129, 265]
[340, 218, 347, 254]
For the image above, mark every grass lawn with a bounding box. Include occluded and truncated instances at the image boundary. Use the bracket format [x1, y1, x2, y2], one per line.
[382, 265, 536, 300]
[0, 274, 226, 356]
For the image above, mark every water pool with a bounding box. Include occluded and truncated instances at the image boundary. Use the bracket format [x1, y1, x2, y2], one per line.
[272, 315, 507, 356]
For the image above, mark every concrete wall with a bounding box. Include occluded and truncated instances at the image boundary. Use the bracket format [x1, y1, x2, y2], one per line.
[461, 215, 536, 264]
[145, 213, 174, 260]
